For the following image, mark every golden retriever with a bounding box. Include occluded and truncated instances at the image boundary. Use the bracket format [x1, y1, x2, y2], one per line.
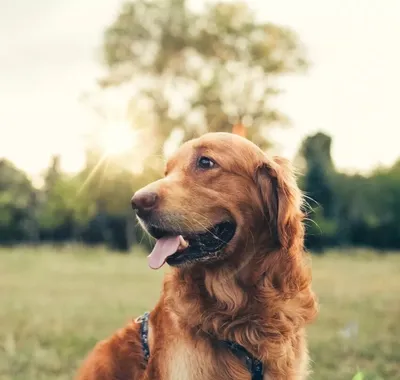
[75, 132, 318, 380]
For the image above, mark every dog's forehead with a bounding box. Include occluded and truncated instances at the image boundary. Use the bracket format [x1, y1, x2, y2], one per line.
[166, 132, 265, 173]
[168, 134, 244, 163]
[194, 132, 256, 150]
[199, 133, 261, 155]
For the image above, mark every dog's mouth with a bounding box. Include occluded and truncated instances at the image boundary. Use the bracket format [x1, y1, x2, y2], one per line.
[145, 221, 236, 269]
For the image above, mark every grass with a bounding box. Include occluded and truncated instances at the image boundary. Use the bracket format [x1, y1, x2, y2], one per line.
[1, 246, 399, 380]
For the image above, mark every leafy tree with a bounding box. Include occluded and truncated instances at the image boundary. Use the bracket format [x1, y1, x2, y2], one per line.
[75, 150, 145, 251]
[364, 160, 400, 248]
[299, 132, 400, 251]
[300, 132, 336, 216]
[100, 0, 308, 156]
[38, 156, 96, 241]
[0, 159, 36, 243]
[299, 132, 338, 249]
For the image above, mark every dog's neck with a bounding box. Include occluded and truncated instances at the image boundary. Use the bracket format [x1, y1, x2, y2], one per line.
[162, 249, 275, 353]
[162, 240, 316, 359]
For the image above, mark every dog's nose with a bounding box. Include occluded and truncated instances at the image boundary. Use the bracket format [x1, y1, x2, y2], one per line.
[131, 191, 158, 214]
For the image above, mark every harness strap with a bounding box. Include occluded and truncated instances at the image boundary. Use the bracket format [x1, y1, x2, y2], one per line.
[136, 312, 150, 362]
[221, 340, 264, 380]
[136, 312, 264, 379]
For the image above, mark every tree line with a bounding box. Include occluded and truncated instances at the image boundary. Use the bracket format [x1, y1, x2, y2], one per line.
[1, 130, 399, 252]
[299, 133, 400, 252]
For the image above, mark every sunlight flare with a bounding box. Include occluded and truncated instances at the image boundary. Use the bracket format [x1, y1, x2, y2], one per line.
[99, 121, 138, 156]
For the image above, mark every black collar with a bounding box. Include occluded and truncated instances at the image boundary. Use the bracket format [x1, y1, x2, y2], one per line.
[136, 312, 264, 380]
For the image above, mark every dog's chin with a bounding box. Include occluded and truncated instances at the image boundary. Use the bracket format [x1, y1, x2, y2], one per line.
[139, 218, 237, 268]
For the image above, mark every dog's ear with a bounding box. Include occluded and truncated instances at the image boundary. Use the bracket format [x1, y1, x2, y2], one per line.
[255, 156, 304, 250]
[256, 157, 312, 300]
[255, 160, 279, 244]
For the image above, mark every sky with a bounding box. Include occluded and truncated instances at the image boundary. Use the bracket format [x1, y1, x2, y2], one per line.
[1, 0, 399, 181]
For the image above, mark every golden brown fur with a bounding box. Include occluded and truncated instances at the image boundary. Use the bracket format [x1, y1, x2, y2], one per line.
[75, 132, 318, 380]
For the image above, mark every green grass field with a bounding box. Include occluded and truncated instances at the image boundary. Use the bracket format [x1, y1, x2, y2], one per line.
[1, 246, 399, 380]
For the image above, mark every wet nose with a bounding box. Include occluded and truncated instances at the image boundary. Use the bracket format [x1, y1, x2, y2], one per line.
[131, 191, 159, 214]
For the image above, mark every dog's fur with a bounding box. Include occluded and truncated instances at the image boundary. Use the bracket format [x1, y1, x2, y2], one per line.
[75, 132, 318, 380]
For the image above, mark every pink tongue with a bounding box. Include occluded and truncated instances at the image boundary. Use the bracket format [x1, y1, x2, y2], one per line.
[148, 236, 181, 269]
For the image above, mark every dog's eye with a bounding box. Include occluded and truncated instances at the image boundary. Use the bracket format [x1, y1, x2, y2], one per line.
[197, 156, 215, 169]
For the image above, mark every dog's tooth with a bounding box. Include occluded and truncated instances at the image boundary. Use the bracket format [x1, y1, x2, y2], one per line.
[178, 235, 189, 250]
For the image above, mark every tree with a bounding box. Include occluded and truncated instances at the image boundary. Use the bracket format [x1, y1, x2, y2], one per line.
[75, 149, 147, 252]
[0, 159, 37, 243]
[299, 132, 338, 250]
[300, 132, 336, 218]
[38, 156, 96, 241]
[99, 0, 308, 157]
[364, 160, 400, 249]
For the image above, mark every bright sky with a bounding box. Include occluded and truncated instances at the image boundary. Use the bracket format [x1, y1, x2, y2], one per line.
[1, 0, 399, 180]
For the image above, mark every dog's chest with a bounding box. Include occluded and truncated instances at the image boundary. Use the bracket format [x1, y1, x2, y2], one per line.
[163, 339, 269, 380]
[165, 341, 212, 380]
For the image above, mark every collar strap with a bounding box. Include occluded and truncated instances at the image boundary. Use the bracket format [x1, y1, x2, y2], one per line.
[136, 312, 264, 379]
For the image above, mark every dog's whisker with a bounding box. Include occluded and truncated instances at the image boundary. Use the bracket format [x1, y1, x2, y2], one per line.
[303, 217, 322, 233]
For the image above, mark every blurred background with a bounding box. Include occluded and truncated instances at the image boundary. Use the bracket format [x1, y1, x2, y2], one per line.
[1, 1, 399, 379]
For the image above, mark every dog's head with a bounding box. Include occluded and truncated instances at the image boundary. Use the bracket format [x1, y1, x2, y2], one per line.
[131, 132, 304, 270]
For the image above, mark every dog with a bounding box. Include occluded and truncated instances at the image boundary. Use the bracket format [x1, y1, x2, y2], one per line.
[75, 132, 318, 380]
